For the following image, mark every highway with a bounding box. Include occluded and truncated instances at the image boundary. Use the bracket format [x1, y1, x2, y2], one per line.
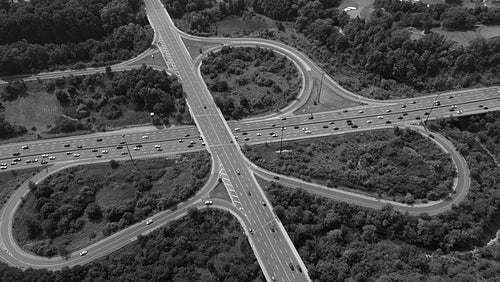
[0, 0, 498, 279]
[144, 0, 310, 280]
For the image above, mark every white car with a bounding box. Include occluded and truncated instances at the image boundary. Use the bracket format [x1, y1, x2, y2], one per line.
[73, 153, 80, 157]
[0, 166, 6, 170]
[146, 219, 153, 225]
[79, 250, 88, 256]
[49, 156, 56, 160]
[257, 133, 262, 136]
[102, 150, 108, 154]
[359, 110, 364, 113]
[133, 147, 140, 151]
[305, 131, 311, 134]
[234, 128, 240, 131]
[377, 115, 384, 119]
[154, 145, 161, 148]
[142, 135, 148, 139]
[456, 110, 463, 114]
[366, 120, 372, 123]
[204, 200, 213, 205]
[0, 163, 6, 166]
[179, 139, 184, 143]
[42, 154, 49, 158]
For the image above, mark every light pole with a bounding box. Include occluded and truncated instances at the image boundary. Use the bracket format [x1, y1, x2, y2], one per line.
[424, 92, 441, 130]
[279, 127, 285, 156]
[316, 72, 325, 105]
[121, 134, 139, 171]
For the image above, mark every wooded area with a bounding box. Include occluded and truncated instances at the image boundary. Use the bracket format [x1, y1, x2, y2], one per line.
[0, 0, 152, 75]
[244, 128, 455, 202]
[1, 209, 263, 281]
[201, 46, 301, 119]
[13, 152, 210, 257]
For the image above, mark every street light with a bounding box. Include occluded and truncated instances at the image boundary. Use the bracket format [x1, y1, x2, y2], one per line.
[121, 134, 139, 172]
[424, 92, 441, 130]
[279, 127, 285, 156]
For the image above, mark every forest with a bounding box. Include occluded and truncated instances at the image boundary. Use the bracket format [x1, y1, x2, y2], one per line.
[14, 152, 210, 257]
[0, 209, 263, 281]
[0, 0, 152, 75]
[201, 46, 301, 119]
[244, 128, 455, 202]
[166, 0, 500, 99]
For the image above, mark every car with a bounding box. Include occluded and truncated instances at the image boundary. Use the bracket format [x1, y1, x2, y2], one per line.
[449, 95, 454, 99]
[305, 130, 311, 134]
[122, 151, 128, 155]
[377, 115, 384, 119]
[236, 170, 240, 175]
[289, 263, 295, 271]
[199, 136, 203, 140]
[204, 200, 213, 205]
[0, 166, 6, 170]
[34, 158, 39, 162]
[190, 140, 195, 144]
[248, 191, 252, 196]
[41, 160, 48, 165]
[73, 153, 80, 157]
[366, 120, 372, 123]
[49, 156, 56, 160]
[249, 228, 253, 235]
[156, 147, 163, 151]
[22, 145, 29, 150]
[424, 112, 429, 115]
[257, 133, 262, 136]
[386, 120, 392, 124]
[271, 276, 276, 282]
[386, 109, 391, 113]
[282, 127, 287, 130]
[401, 104, 406, 108]
[14, 158, 21, 162]
[10, 161, 17, 165]
[42, 154, 49, 158]
[133, 147, 140, 151]
[411, 101, 416, 104]
[120, 141, 126, 144]
[102, 150, 108, 154]
[66, 151, 72, 155]
[308, 115, 314, 120]
[25, 160, 32, 164]
[244, 137, 250, 141]
[79, 250, 88, 256]
[234, 128, 240, 131]
[484, 106, 489, 110]
[271, 124, 276, 127]
[187, 143, 194, 147]
[323, 125, 329, 128]
[201, 142, 205, 146]
[13, 152, 20, 156]
[434, 100, 440, 105]
[261, 201, 266, 206]
[397, 116, 403, 120]
[479, 104, 483, 108]
[142, 135, 148, 139]
[429, 134, 435, 138]
[96, 138, 103, 142]
[96, 154, 102, 158]
[146, 219, 153, 225]
[0, 163, 6, 166]
[297, 265, 303, 273]
[179, 139, 184, 143]
[154, 145, 161, 148]
[351, 124, 358, 128]
[402, 112, 408, 116]
[358, 110, 364, 113]
[416, 116, 421, 120]
[343, 109, 348, 112]
[136, 144, 143, 148]
[63, 143, 70, 147]
[268, 132, 274, 136]
[92, 148, 98, 152]
[329, 121, 335, 124]
[116, 146, 123, 149]
[333, 127, 339, 130]
[273, 176, 280, 180]
[450, 105, 457, 111]
[282, 117, 287, 120]
[77, 145, 83, 149]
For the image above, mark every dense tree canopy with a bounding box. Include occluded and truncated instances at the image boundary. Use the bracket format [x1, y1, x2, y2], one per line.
[0, 0, 151, 75]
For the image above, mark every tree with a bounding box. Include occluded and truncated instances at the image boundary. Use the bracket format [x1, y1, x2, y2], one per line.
[110, 159, 120, 169]
[85, 203, 102, 221]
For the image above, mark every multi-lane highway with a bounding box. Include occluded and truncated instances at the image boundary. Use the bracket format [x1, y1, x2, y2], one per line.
[0, 0, 499, 280]
[144, 1, 310, 280]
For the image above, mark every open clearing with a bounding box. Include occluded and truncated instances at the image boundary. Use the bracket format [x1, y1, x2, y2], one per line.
[431, 25, 500, 46]
[216, 16, 268, 36]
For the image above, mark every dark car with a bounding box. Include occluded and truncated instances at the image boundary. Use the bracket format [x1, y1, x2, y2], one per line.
[351, 124, 358, 128]
[322, 125, 328, 128]
[13, 152, 20, 156]
[289, 263, 295, 271]
[96, 138, 103, 142]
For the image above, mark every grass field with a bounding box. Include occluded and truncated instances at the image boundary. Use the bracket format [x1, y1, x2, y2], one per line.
[431, 25, 500, 46]
[209, 181, 231, 202]
[127, 49, 168, 69]
[216, 16, 268, 36]
[478, 25, 500, 39]
[339, 0, 375, 19]
[182, 37, 224, 60]
[0, 168, 42, 210]
[13, 153, 211, 255]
